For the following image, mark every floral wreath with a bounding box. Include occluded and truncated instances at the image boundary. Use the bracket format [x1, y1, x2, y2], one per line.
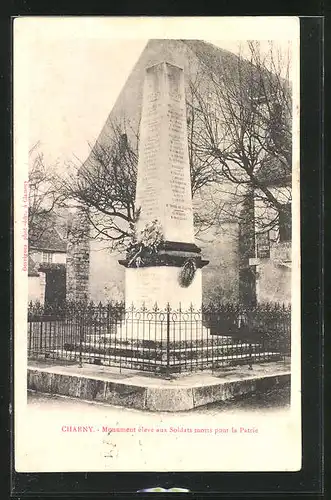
[127, 218, 164, 268]
[179, 259, 197, 287]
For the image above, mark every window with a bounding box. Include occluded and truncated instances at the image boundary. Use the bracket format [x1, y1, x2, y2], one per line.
[279, 204, 291, 242]
[42, 252, 53, 264]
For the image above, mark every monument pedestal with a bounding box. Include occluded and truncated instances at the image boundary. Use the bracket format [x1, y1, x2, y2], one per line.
[125, 265, 202, 311]
[119, 243, 209, 341]
[114, 316, 210, 342]
[117, 62, 210, 346]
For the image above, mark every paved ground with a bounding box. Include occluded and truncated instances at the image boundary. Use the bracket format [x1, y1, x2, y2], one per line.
[14, 383, 301, 473]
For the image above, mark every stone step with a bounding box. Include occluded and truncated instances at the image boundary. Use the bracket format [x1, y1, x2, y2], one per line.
[46, 348, 283, 372]
[62, 340, 264, 361]
[83, 335, 245, 348]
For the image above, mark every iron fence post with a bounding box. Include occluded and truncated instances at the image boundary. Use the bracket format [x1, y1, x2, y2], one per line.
[79, 312, 83, 368]
[166, 303, 170, 377]
[40, 318, 43, 351]
[248, 342, 253, 370]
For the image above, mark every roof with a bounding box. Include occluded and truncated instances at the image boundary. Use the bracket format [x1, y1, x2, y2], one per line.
[83, 39, 253, 168]
[181, 39, 244, 74]
[30, 225, 67, 253]
[84, 38, 291, 189]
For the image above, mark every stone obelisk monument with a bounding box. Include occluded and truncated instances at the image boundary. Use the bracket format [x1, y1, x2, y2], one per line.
[119, 62, 208, 321]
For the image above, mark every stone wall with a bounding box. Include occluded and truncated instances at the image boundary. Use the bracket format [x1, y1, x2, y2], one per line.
[252, 186, 292, 305]
[66, 208, 90, 302]
[256, 259, 291, 305]
[88, 240, 125, 302]
[238, 189, 257, 306]
[199, 223, 240, 304]
[28, 272, 46, 305]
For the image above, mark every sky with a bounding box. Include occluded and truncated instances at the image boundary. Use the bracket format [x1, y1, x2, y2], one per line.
[14, 17, 299, 171]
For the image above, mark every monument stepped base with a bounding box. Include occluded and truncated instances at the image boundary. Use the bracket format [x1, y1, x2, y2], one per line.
[27, 361, 291, 411]
[46, 334, 283, 375]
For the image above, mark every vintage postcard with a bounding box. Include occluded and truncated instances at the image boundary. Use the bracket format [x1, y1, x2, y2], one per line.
[14, 16, 301, 473]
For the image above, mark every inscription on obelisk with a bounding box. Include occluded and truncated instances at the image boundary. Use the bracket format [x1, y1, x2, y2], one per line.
[135, 62, 195, 244]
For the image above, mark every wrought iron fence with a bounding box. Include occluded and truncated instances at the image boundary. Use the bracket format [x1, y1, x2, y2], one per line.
[27, 300, 291, 375]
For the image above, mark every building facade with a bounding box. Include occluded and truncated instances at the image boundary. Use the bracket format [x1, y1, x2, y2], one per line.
[28, 226, 67, 308]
